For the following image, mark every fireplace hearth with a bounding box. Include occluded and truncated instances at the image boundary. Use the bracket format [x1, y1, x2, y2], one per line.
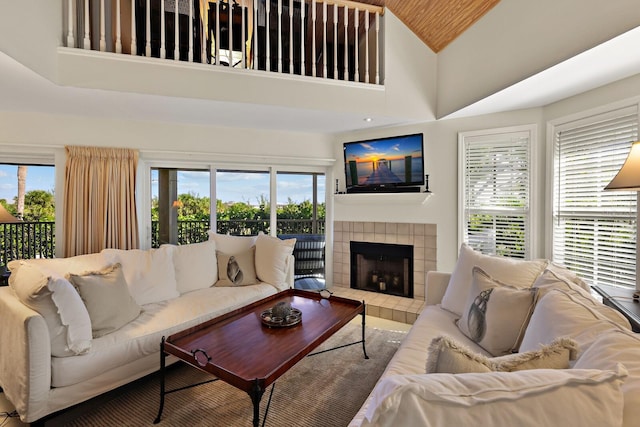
[350, 241, 413, 298]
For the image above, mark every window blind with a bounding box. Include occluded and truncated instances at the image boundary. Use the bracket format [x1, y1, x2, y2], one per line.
[553, 106, 639, 288]
[462, 131, 531, 258]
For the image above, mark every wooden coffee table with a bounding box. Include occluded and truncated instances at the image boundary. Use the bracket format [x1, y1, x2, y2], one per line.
[153, 289, 367, 426]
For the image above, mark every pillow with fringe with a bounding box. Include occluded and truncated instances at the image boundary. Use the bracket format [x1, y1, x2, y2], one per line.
[426, 335, 578, 374]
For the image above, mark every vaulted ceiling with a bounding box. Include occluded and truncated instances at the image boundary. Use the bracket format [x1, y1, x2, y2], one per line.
[360, 0, 501, 52]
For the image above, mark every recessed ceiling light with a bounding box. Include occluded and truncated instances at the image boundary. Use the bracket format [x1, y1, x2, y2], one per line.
[364, 117, 373, 122]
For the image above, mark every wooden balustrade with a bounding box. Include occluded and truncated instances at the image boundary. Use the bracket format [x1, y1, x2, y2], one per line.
[64, 0, 383, 84]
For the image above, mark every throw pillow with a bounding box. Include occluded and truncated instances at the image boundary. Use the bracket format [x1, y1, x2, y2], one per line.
[208, 231, 258, 254]
[68, 263, 142, 338]
[254, 232, 295, 289]
[166, 240, 218, 294]
[216, 246, 258, 287]
[362, 367, 627, 427]
[8, 262, 92, 356]
[441, 243, 547, 316]
[101, 245, 179, 305]
[426, 335, 579, 374]
[457, 266, 537, 356]
[519, 288, 631, 354]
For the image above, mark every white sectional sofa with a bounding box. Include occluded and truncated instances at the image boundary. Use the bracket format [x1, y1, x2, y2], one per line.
[0, 232, 295, 424]
[351, 244, 640, 427]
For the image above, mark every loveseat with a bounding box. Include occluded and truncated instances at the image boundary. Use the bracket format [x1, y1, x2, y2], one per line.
[351, 243, 640, 427]
[0, 232, 296, 424]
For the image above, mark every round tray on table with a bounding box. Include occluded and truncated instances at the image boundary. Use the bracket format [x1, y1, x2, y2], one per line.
[260, 307, 302, 328]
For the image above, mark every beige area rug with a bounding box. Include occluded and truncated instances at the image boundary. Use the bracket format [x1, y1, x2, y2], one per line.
[64, 323, 406, 427]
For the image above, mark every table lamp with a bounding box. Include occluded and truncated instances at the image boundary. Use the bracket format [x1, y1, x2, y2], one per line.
[605, 140, 640, 300]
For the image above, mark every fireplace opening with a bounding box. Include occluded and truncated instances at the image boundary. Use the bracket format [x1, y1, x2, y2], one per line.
[350, 241, 413, 298]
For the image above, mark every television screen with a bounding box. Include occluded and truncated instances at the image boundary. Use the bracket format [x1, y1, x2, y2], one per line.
[343, 133, 424, 192]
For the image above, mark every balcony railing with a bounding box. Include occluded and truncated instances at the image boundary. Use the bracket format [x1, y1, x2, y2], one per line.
[0, 219, 324, 271]
[151, 218, 324, 246]
[0, 221, 55, 271]
[64, 0, 384, 84]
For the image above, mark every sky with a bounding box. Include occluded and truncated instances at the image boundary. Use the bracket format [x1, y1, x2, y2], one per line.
[0, 165, 325, 206]
[0, 165, 55, 202]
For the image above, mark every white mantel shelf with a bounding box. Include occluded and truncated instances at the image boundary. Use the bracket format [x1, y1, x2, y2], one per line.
[333, 192, 433, 205]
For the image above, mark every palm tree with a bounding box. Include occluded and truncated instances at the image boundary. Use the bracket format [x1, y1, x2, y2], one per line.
[17, 165, 27, 220]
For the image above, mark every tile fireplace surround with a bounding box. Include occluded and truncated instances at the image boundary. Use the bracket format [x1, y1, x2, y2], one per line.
[332, 221, 437, 324]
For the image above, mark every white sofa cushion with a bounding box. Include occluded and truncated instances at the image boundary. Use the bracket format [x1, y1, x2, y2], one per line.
[520, 288, 631, 354]
[208, 231, 257, 254]
[427, 335, 578, 374]
[8, 262, 92, 356]
[68, 264, 142, 338]
[7, 252, 111, 277]
[362, 367, 627, 427]
[457, 267, 537, 356]
[574, 330, 640, 427]
[165, 240, 218, 294]
[442, 243, 546, 316]
[101, 246, 179, 305]
[255, 233, 296, 289]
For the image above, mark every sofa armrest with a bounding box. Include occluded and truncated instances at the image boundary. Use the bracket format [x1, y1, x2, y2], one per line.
[0, 287, 52, 423]
[425, 271, 451, 306]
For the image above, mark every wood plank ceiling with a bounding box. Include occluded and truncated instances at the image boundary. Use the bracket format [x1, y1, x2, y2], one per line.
[360, 0, 501, 53]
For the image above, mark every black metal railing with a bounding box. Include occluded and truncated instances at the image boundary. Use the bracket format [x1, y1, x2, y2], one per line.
[151, 218, 324, 247]
[0, 221, 55, 271]
[0, 219, 325, 272]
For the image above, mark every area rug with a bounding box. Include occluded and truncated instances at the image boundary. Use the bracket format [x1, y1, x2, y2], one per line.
[64, 323, 406, 427]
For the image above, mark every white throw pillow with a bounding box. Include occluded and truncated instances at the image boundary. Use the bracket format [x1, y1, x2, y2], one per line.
[216, 247, 258, 287]
[363, 367, 627, 427]
[574, 330, 640, 426]
[457, 267, 537, 356]
[426, 335, 578, 374]
[520, 288, 631, 354]
[68, 263, 142, 337]
[9, 263, 92, 356]
[254, 232, 295, 288]
[101, 246, 179, 305]
[441, 243, 547, 316]
[166, 240, 218, 293]
[207, 231, 257, 254]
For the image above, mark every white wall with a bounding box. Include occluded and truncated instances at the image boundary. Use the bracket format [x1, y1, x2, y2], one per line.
[437, 0, 640, 118]
[333, 72, 640, 273]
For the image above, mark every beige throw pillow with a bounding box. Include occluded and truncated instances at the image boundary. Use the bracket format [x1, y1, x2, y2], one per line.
[426, 335, 579, 374]
[457, 266, 537, 356]
[68, 264, 142, 338]
[216, 247, 258, 287]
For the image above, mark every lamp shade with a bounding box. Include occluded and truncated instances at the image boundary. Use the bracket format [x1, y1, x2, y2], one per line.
[605, 141, 640, 191]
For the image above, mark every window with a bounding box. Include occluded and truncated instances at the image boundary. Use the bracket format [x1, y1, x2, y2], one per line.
[215, 170, 271, 235]
[276, 172, 325, 234]
[0, 163, 56, 269]
[459, 126, 534, 258]
[151, 168, 211, 247]
[552, 106, 639, 288]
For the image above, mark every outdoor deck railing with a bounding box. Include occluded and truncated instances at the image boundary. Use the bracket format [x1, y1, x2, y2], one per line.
[63, 0, 384, 84]
[0, 219, 324, 271]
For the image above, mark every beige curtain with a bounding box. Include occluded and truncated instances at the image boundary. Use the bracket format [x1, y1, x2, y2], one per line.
[64, 146, 139, 257]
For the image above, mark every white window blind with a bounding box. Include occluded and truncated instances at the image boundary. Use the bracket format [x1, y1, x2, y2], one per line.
[460, 128, 532, 258]
[553, 106, 639, 288]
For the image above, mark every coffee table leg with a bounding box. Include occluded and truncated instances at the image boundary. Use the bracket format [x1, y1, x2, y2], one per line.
[360, 303, 369, 359]
[249, 380, 265, 427]
[154, 336, 166, 424]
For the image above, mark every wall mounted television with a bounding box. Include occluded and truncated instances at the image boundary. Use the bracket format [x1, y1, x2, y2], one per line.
[343, 133, 424, 193]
